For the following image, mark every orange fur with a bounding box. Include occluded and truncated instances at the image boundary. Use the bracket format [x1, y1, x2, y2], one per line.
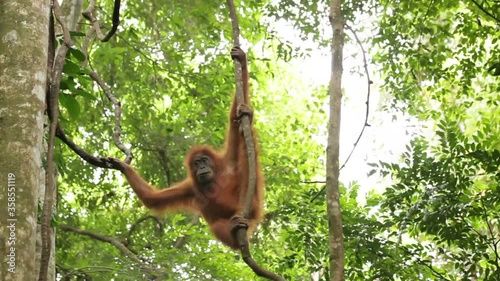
[116, 47, 264, 249]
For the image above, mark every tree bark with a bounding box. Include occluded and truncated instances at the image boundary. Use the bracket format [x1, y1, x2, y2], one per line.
[0, 0, 50, 280]
[326, 0, 345, 280]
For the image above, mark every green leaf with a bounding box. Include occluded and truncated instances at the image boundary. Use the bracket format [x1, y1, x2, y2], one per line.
[62, 60, 80, 75]
[59, 94, 81, 119]
[69, 31, 86, 37]
[74, 89, 97, 101]
[69, 47, 87, 62]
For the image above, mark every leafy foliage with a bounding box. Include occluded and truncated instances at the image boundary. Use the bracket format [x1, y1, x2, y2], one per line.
[370, 0, 500, 280]
[54, 0, 500, 280]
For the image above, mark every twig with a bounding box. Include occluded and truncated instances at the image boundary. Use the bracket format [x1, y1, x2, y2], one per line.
[57, 264, 94, 280]
[82, 0, 121, 42]
[226, 1, 285, 280]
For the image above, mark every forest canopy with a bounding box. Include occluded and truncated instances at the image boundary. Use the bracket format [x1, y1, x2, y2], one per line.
[48, 0, 500, 280]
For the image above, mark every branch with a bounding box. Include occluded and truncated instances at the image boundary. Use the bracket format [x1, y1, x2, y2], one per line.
[82, 14, 132, 162]
[55, 124, 118, 169]
[486, 219, 500, 271]
[56, 9, 133, 166]
[81, 23, 95, 68]
[301, 181, 326, 184]
[469, 0, 500, 24]
[88, 70, 133, 163]
[41, 3, 127, 275]
[56, 264, 94, 280]
[226, 1, 285, 280]
[340, 24, 372, 171]
[127, 215, 164, 244]
[480, 197, 500, 271]
[82, 0, 121, 42]
[156, 149, 173, 186]
[59, 224, 155, 275]
[399, 246, 452, 281]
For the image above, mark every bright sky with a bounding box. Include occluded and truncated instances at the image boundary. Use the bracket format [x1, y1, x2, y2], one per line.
[275, 18, 416, 198]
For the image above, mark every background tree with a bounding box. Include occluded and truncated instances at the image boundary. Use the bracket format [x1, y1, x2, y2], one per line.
[370, 0, 500, 280]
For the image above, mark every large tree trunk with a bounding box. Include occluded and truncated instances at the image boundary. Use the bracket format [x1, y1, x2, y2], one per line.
[0, 0, 50, 280]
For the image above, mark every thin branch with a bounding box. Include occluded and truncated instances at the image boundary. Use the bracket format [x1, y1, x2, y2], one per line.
[59, 224, 155, 275]
[300, 181, 326, 184]
[82, 14, 131, 162]
[55, 124, 117, 169]
[57, 264, 94, 280]
[486, 219, 500, 270]
[58, 11, 132, 166]
[399, 246, 452, 281]
[82, 0, 121, 42]
[469, 0, 500, 24]
[81, 23, 95, 68]
[88, 70, 133, 163]
[480, 197, 500, 270]
[127, 215, 164, 243]
[156, 149, 172, 186]
[226, 1, 285, 280]
[340, 24, 372, 171]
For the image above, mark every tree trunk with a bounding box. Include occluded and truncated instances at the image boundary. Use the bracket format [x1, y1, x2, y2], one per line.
[0, 0, 50, 280]
[326, 0, 345, 280]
